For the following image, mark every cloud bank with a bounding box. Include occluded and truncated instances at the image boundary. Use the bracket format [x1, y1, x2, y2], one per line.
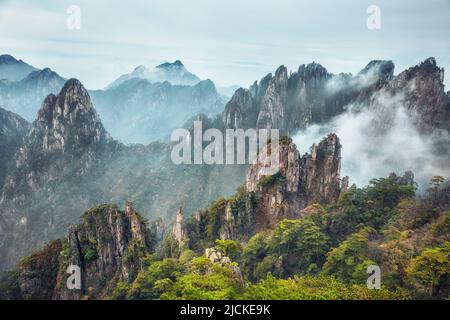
[293, 92, 450, 189]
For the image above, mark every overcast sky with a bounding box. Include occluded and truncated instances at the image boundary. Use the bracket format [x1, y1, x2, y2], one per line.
[0, 0, 449, 89]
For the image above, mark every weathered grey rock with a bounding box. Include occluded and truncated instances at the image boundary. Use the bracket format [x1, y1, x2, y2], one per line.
[299, 133, 342, 204]
[257, 66, 288, 130]
[0, 107, 29, 188]
[9, 203, 151, 300]
[16, 239, 62, 300]
[205, 247, 231, 265]
[245, 134, 343, 228]
[0, 78, 243, 274]
[0, 67, 65, 121]
[187, 135, 344, 246]
[55, 204, 150, 299]
[222, 88, 257, 129]
[377, 57, 450, 132]
[150, 217, 166, 243]
[223, 58, 449, 137]
[172, 207, 187, 245]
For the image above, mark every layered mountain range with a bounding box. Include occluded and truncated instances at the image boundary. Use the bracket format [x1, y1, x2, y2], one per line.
[223, 57, 450, 133]
[0, 56, 449, 277]
[0, 133, 346, 299]
[3, 129, 447, 300]
[0, 67, 66, 121]
[106, 60, 202, 88]
[0, 79, 244, 273]
[0, 54, 37, 82]
[0, 56, 226, 143]
[223, 57, 450, 186]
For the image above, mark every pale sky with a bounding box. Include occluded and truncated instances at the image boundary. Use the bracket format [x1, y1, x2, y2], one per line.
[0, 0, 449, 89]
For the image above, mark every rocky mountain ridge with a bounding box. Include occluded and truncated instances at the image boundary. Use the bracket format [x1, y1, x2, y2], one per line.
[0, 54, 38, 82]
[0, 79, 242, 273]
[0, 55, 225, 143]
[0, 133, 346, 299]
[0, 107, 29, 188]
[0, 67, 66, 121]
[223, 57, 450, 134]
[4, 203, 153, 299]
[106, 60, 201, 89]
[180, 134, 345, 251]
[91, 77, 225, 143]
[1, 57, 449, 276]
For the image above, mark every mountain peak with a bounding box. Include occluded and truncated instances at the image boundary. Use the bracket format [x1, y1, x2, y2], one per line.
[414, 57, 441, 76]
[0, 54, 20, 65]
[422, 57, 437, 67]
[298, 62, 329, 78]
[23, 67, 64, 83]
[357, 60, 395, 85]
[156, 60, 184, 69]
[47, 78, 95, 121]
[6, 203, 152, 299]
[399, 57, 441, 79]
[173, 59, 183, 67]
[34, 78, 112, 153]
[60, 78, 86, 93]
[133, 65, 147, 72]
[107, 59, 201, 88]
[0, 55, 37, 82]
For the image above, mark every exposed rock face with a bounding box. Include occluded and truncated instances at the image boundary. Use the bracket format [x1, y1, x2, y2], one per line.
[257, 66, 288, 130]
[0, 107, 29, 188]
[246, 134, 342, 204]
[57, 204, 150, 299]
[0, 78, 242, 274]
[299, 133, 342, 204]
[285, 62, 332, 130]
[9, 204, 152, 300]
[31, 79, 112, 154]
[246, 134, 343, 229]
[150, 217, 166, 243]
[246, 136, 301, 193]
[0, 80, 120, 273]
[377, 57, 450, 132]
[222, 88, 257, 129]
[222, 58, 449, 135]
[17, 239, 62, 299]
[186, 135, 344, 246]
[2, 78, 116, 196]
[172, 207, 187, 245]
[204, 248, 244, 286]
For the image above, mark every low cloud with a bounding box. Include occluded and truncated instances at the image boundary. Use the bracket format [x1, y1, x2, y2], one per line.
[293, 94, 450, 189]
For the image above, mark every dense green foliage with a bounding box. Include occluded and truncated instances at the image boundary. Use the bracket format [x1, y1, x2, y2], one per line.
[109, 255, 405, 300]
[135, 174, 447, 300]
[2, 174, 448, 300]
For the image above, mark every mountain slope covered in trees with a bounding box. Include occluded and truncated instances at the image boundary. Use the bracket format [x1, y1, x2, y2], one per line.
[1, 137, 448, 300]
[0, 57, 449, 290]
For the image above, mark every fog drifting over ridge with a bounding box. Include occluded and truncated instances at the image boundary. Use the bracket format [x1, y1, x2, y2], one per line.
[293, 90, 450, 190]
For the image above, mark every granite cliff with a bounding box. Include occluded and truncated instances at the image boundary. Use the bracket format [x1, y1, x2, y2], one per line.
[183, 134, 345, 251]
[2, 203, 153, 299]
[222, 58, 449, 134]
